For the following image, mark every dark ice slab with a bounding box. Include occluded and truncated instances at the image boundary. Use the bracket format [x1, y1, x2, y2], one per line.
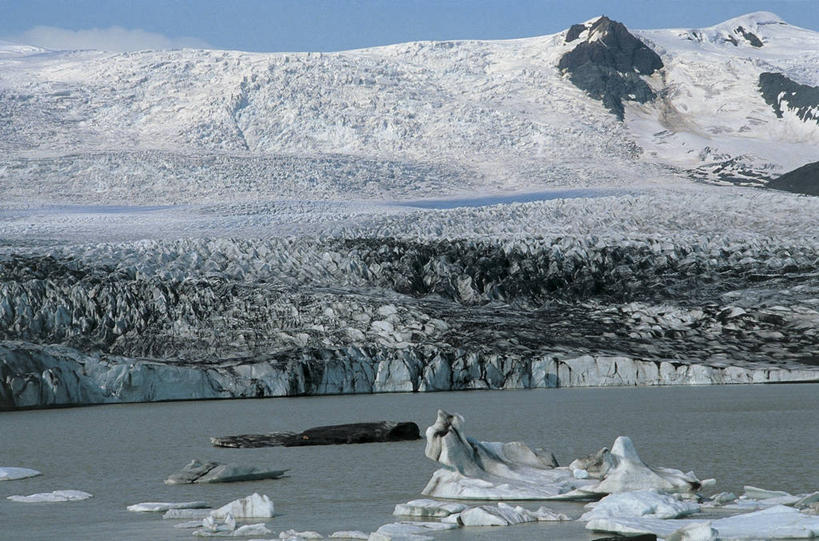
[211, 421, 421, 448]
[559, 16, 663, 120]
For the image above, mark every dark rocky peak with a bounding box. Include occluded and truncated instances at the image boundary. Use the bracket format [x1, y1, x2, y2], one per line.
[560, 16, 664, 75]
[734, 26, 764, 47]
[558, 16, 664, 120]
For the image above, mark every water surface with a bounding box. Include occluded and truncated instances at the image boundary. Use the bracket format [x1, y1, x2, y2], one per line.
[1, 384, 817, 540]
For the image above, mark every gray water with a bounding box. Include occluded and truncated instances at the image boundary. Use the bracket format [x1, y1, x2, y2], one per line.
[1, 384, 818, 540]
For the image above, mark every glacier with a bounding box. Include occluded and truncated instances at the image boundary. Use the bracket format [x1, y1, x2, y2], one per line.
[2, 13, 819, 408]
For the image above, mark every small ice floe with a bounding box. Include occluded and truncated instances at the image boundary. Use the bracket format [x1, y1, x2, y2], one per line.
[279, 529, 323, 539]
[421, 410, 592, 500]
[586, 504, 819, 539]
[371, 521, 458, 540]
[328, 531, 369, 539]
[127, 501, 209, 512]
[393, 499, 467, 518]
[580, 489, 700, 521]
[720, 486, 819, 511]
[164, 459, 288, 484]
[193, 513, 272, 537]
[7, 490, 92, 503]
[163, 508, 213, 519]
[453, 502, 570, 527]
[209, 493, 275, 518]
[0, 467, 42, 481]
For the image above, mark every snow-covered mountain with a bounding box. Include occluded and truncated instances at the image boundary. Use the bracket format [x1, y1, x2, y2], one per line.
[2, 12, 818, 206]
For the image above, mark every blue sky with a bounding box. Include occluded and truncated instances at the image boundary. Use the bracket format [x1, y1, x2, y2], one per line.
[2, 0, 818, 52]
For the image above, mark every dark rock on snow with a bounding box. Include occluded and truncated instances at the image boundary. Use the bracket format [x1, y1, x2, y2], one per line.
[768, 161, 819, 196]
[758, 72, 819, 124]
[211, 421, 422, 448]
[558, 16, 663, 120]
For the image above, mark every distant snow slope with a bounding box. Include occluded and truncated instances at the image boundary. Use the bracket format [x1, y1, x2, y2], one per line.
[2, 12, 818, 205]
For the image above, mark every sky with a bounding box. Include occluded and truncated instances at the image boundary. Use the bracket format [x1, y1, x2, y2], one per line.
[2, 0, 818, 53]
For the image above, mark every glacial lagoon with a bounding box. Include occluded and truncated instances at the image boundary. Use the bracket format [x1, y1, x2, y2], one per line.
[1, 384, 818, 540]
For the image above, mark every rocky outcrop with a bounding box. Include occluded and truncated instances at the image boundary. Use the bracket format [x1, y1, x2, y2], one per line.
[768, 161, 819, 196]
[559, 16, 663, 119]
[759, 72, 819, 124]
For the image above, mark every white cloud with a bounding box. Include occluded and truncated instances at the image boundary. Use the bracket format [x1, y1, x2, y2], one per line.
[6, 25, 211, 52]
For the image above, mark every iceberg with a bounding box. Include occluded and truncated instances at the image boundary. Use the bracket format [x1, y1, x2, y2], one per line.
[209, 493, 275, 519]
[0, 467, 42, 481]
[7, 490, 92, 502]
[127, 501, 209, 512]
[164, 459, 288, 484]
[279, 530, 323, 539]
[454, 502, 570, 526]
[392, 499, 466, 518]
[566, 436, 702, 497]
[580, 489, 700, 520]
[163, 508, 213, 519]
[588, 505, 819, 539]
[329, 532, 369, 539]
[371, 521, 457, 541]
[421, 409, 594, 500]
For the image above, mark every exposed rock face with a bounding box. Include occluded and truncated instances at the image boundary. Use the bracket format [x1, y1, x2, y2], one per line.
[559, 16, 664, 119]
[735, 26, 763, 47]
[768, 161, 819, 196]
[210, 421, 420, 448]
[759, 72, 819, 124]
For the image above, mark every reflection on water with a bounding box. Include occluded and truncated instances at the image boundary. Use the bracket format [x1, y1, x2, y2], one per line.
[1, 384, 817, 540]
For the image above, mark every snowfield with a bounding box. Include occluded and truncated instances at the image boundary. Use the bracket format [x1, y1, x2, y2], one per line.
[1, 13, 818, 407]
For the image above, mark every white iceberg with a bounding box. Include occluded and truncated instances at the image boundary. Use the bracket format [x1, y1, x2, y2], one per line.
[455, 502, 570, 527]
[587, 505, 819, 539]
[210, 493, 275, 519]
[7, 490, 92, 502]
[567, 436, 702, 497]
[371, 521, 458, 540]
[393, 499, 466, 517]
[421, 410, 593, 500]
[163, 508, 213, 519]
[0, 467, 42, 481]
[193, 513, 272, 537]
[329, 532, 368, 540]
[279, 529, 323, 539]
[580, 489, 700, 520]
[127, 501, 209, 512]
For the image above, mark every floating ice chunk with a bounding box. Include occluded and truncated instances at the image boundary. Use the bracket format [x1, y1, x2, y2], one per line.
[164, 508, 213, 519]
[580, 489, 700, 520]
[393, 499, 467, 517]
[7, 490, 93, 503]
[127, 501, 209, 512]
[455, 502, 570, 526]
[165, 459, 288, 484]
[588, 505, 819, 539]
[743, 485, 797, 501]
[666, 522, 718, 541]
[203, 513, 236, 533]
[193, 523, 271, 537]
[421, 410, 593, 500]
[329, 532, 369, 540]
[210, 493, 275, 518]
[0, 467, 42, 481]
[279, 529, 323, 539]
[569, 436, 701, 497]
[372, 521, 457, 540]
